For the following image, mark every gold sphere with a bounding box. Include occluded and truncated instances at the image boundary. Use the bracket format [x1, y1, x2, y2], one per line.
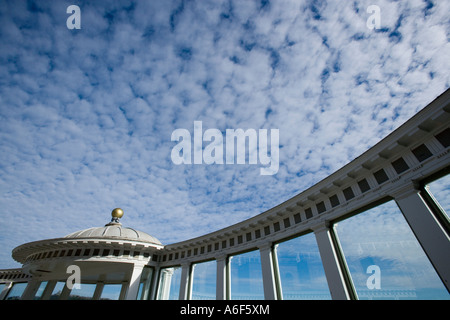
[111, 208, 124, 219]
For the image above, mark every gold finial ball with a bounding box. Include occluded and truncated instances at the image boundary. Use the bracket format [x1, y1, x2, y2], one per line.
[111, 208, 124, 219]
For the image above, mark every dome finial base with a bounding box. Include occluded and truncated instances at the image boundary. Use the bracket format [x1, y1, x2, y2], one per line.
[105, 218, 122, 226]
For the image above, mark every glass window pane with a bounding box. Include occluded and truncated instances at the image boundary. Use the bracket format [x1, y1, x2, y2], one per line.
[191, 260, 216, 300]
[5, 282, 27, 300]
[68, 283, 97, 300]
[157, 266, 182, 300]
[334, 200, 449, 300]
[230, 250, 264, 300]
[50, 281, 65, 300]
[34, 281, 48, 300]
[276, 233, 331, 300]
[100, 284, 122, 300]
[138, 267, 154, 300]
[426, 174, 450, 219]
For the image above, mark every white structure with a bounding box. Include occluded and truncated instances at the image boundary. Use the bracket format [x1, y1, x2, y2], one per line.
[1, 209, 163, 300]
[1, 89, 449, 300]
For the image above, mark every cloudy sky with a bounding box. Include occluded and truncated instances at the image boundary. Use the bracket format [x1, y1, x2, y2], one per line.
[0, 0, 449, 269]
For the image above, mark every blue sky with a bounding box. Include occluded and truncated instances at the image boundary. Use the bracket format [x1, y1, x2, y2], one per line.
[0, 0, 449, 269]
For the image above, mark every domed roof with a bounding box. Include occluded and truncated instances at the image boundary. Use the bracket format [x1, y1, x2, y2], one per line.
[64, 224, 162, 245]
[63, 208, 162, 245]
[11, 209, 163, 264]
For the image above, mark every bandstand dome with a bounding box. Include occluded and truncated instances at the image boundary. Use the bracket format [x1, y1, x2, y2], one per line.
[11, 208, 163, 265]
[64, 224, 162, 246]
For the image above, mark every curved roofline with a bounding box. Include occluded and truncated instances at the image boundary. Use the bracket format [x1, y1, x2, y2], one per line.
[159, 88, 450, 261]
[12, 234, 164, 264]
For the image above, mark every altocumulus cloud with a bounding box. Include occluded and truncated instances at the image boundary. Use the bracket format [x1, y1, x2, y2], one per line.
[0, 0, 449, 268]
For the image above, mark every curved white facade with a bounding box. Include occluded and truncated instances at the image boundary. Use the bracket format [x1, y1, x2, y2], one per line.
[1, 89, 449, 300]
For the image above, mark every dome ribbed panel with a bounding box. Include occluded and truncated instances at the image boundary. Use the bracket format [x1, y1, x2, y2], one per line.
[64, 225, 161, 245]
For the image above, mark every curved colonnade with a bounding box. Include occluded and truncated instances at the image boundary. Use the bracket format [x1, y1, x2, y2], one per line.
[157, 88, 450, 300]
[1, 89, 449, 300]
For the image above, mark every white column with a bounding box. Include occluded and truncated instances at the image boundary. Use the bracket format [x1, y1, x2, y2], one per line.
[215, 255, 227, 300]
[40, 280, 57, 300]
[259, 243, 278, 300]
[394, 185, 450, 291]
[157, 268, 174, 299]
[119, 281, 128, 300]
[226, 256, 232, 300]
[313, 223, 352, 300]
[20, 280, 40, 300]
[92, 282, 104, 300]
[0, 282, 12, 300]
[59, 282, 71, 300]
[272, 244, 283, 299]
[125, 263, 145, 300]
[178, 262, 192, 300]
[150, 267, 161, 300]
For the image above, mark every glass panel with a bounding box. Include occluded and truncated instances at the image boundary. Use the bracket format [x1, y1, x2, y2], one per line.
[5, 282, 27, 300]
[68, 283, 97, 300]
[49, 281, 65, 300]
[276, 233, 331, 300]
[156, 266, 182, 300]
[229, 250, 264, 300]
[426, 174, 450, 219]
[137, 267, 154, 300]
[100, 284, 122, 300]
[334, 200, 449, 300]
[34, 281, 48, 300]
[191, 260, 216, 300]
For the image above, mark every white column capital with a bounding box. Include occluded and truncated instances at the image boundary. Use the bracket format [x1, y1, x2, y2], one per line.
[310, 220, 332, 233]
[214, 253, 228, 261]
[390, 180, 421, 200]
[258, 241, 273, 252]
